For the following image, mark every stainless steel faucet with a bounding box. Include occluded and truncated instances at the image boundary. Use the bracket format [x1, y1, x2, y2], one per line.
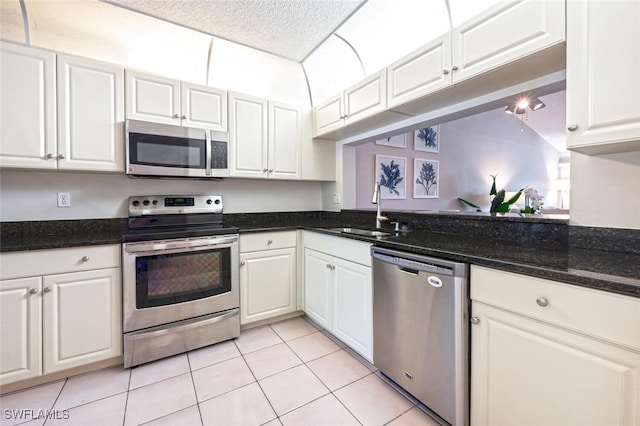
[371, 182, 389, 229]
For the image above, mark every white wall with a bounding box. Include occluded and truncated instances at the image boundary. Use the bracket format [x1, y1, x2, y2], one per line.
[570, 151, 640, 229]
[353, 108, 562, 212]
[0, 171, 323, 221]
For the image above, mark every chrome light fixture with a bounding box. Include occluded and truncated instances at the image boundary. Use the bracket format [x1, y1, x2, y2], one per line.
[505, 96, 546, 131]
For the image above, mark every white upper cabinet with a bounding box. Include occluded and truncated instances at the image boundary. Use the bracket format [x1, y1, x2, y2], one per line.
[180, 81, 227, 131]
[268, 101, 302, 180]
[57, 55, 124, 171]
[0, 43, 125, 172]
[387, 33, 452, 109]
[314, 70, 386, 136]
[229, 92, 268, 178]
[0, 43, 57, 169]
[566, 0, 640, 154]
[452, 0, 566, 83]
[126, 70, 227, 131]
[229, 92, 301, 180]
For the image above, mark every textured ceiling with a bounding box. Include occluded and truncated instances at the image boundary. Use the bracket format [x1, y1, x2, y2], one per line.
[102, 0, 366, 62]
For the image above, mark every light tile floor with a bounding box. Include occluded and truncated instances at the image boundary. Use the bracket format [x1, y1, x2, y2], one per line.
[1, 317, 443, 426]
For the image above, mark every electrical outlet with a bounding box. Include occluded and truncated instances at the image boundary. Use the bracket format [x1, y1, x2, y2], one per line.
[333, 193, 341, 204]
[57, 192, 71, 207]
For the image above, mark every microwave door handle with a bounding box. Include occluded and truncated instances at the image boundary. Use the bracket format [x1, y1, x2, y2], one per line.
[205, 131, 212, 176]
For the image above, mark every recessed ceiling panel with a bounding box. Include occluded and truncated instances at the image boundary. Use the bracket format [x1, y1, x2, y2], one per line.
[102, 0, 366, 62]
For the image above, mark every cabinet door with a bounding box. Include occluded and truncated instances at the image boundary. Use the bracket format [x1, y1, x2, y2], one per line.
[57, 55, 124, 172]
[0, 43, 57, 169]
[314, 93, 344, 137]
[43, 268, 122, 374]
[229, 92, 268, 178]
[332, 258, 372, 361]
[0, 277, 42, 385]
[566, 0, 640, 153]
[125, 70, 180, 125]
[345, 70, 387, 125]
[452, 0, 565, 84]
[471, 302, 640, 426]
[303, 248, 333, 330]
[268, 101, 301, 180]
[240, 248, 296, 325]
[387, 33, 452, 109]
[181, 82, 227, 131]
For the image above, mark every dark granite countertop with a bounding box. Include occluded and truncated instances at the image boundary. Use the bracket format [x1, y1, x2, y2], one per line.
[2, 212, 639, 299]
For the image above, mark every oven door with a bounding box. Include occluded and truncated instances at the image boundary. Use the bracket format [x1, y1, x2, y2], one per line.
[122, 235, 239, 333]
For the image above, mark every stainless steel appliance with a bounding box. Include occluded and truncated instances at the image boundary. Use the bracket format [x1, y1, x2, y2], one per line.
[126, 119, 229, 179]
[372, 247, 469, 426]
[122, 195, 239, 368]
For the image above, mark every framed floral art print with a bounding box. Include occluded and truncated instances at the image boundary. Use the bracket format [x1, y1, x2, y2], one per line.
[414, 126, 439, 153]
[414, 158, 439, 198]
[376, 155, 406, 200]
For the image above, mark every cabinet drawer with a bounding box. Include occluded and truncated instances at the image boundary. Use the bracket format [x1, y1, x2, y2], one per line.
[0, 245, 121, 280]
[471, 266, 640, 351]
[239, 231, 296, 253]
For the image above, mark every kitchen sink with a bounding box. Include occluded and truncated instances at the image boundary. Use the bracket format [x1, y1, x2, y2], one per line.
[328, 227, 391, 238]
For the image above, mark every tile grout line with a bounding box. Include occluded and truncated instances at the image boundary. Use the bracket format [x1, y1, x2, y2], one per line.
[185, 352, 205, 426]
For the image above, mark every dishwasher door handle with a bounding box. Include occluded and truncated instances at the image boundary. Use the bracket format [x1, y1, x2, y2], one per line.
[398, 266, 419, 276]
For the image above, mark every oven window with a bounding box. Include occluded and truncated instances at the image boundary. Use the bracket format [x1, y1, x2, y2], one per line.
[135, 248, 231, 308]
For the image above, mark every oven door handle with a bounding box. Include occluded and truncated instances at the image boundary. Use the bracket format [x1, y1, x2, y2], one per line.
[124, 236, 237, 253]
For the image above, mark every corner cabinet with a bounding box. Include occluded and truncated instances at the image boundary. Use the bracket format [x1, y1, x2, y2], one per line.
[314, 70, 387, 137]
[302, 231, 373, 362]
[239, 232, 297, 325]
[0, 245, 122, 386]
[0, 43, 125, 172]
[229, 92, 301, 180]
[470, 266, 640, 426]
[566, 0, 640, 154]
[125, 70, 227, 131]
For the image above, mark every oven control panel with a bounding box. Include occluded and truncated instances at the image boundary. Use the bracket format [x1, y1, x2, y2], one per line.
[129, 195, 223, 216]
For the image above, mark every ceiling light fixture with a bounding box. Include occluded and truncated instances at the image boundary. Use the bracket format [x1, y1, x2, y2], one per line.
[504, 96, 546, 131]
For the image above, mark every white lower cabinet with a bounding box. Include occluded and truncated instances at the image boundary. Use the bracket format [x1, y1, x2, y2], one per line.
[302, 232, 373, 361]
[470, 266, 640, 426]
[0, 245, 122, 386]
[239, 232, 297, 325]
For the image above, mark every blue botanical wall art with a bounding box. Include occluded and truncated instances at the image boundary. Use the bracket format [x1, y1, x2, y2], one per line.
[414, 125, 439, 153]
[376, 155, 406, 200]
[414, 158, 439, 198]
[375, 133, 407, 148]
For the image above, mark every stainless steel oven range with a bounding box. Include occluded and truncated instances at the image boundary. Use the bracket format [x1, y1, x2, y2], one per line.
[122, 195, 239, 368]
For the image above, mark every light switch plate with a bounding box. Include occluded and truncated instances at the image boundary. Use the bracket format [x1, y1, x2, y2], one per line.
[333, 193, 341, 204]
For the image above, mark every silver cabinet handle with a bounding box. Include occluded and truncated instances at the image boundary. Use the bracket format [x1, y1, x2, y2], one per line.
[567, 124, 578, 131]
[470, 317, 480, 325]
[262, 168, 268, 173]
[536, 297, 549, 307]
[268, 169, 273, 173]
[47, 153, 54, 159]
[29, 288, 38, 295]
[81, 256, 90, 262]
[181, 115, 187, 119]
[326, 264, 332, 269]
[44, 287, 52, 293]
[240, 261, 246, 266]
[451, 65, 459, 71]
[173, 114, 179, 118]
[267, 239, 273, 244]
[442, 69, 450, 75]
[58, 154, 65, 160]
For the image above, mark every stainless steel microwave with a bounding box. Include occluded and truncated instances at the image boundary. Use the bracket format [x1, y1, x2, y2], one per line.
[125, 119, 229, 179]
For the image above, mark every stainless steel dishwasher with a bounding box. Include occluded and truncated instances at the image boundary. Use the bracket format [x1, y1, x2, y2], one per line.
[372, 247, 469, 426]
